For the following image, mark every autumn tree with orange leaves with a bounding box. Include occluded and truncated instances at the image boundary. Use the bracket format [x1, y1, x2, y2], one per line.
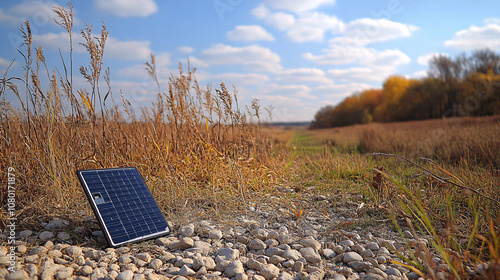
[311, 49, 500, 129]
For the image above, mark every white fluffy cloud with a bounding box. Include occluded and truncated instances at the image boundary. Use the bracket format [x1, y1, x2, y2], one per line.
[307, 46, 410, 83]
[286, 12, 344, 42]
[417, 53, 448, 66]
[210, 73, 270, 86]
[263, 0, 335, 14]
[304, 45, 410, 67]
[484, 18, 500, 25]
[252, 7, 295, 31]
[95, 0, 158, 17]
[0, 8, 23, 26]
[227, 25, 275, 42]
[412, 70, 428, 78]
[445, 24, 500, 50]
[329, 18, 417, 46]
[275, 68, 332, 84]
[199, 44, 282, 72]
[315, 83, 373, 99]
[263, 84, 314, 99]
[0, 0, 68, 26]
[32, 31, 154, 61]
[364, 49, 411, 66]
[32, 32, 86, 53]
[252, 6, 343, 42]
[178, 46, 194, 54]
[253, 7, 414, 44]
[106, 37, 152, 61]
[327, 66, 394, 83]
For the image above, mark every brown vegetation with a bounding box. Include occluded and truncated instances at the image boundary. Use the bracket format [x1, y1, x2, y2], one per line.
[0, 7, 286, 226]
[311, 51, 500, 129]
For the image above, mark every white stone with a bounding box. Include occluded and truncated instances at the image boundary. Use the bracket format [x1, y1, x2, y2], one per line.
[55, 267, 74, 279]
[278, 233, 292, 244]
[217, 248, 239, 262]
[299, 238, 321, 250]
[193, 257, 216, 270]
[366, 242, 380, 251]
[282, 249, 302, 261]
[178, 224, 195, 237]
[246, 258, 263, 271]
[135, 252, 151, 263]
[267, 230, 279, 240]
[119, 255, 134, 265]
[81, 265, 93, 276]
[299, 247, 321, 264]
[248, 239, 267, 251]
[322, 248, 335, 258]
[149, 258, 163, 270]
[260, 264, 280, 280]
[5, 270, 30, 280]
[178, 237, 194, 249]
[339, 240, 354, 247]
[209, 229, 223, 240]
[348, 261, 372, 272]
[235, 272, 249, 280]
[194, 241, 212, 256]
[116, 270, 134, 280]
[333, 273, 347, 280]
[276, 272, 293, 280]
[178, 265, 195, 276]
[66, 246, 82, 258]
[343, 252, 363, 263]
[224, 260, 244, 277]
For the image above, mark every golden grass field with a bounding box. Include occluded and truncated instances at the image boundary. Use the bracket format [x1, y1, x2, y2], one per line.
[1, 5, 499, 278]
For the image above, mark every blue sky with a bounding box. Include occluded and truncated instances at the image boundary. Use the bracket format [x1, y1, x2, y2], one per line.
[1, 0, 500, 121]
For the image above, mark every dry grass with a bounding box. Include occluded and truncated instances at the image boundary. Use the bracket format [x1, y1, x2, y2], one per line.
[291, 118, 500, 278]
[0, 8, 289, 228]
[309, 116, 500, 168]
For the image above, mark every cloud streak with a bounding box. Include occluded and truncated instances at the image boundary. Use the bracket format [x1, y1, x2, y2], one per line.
[95, 0, 158, 17]
[445, 23, 500, 50]
[226, 25, 275, 42]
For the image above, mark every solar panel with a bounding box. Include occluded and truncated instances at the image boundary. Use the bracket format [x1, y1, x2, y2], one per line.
[77, 167, 170, 247]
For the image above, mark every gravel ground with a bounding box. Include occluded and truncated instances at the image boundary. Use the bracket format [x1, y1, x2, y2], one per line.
[0, 190, 484, 280]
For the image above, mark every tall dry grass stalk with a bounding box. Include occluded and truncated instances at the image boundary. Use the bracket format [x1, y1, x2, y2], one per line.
[0, 4, 287, 224]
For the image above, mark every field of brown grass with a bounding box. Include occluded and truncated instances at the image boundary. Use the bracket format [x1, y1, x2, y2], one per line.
[309, 116, 500, 169]
[288, 117, 500, 278]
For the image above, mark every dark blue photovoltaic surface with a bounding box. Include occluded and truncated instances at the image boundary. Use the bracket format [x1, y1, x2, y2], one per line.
[78, 167, 170, 246]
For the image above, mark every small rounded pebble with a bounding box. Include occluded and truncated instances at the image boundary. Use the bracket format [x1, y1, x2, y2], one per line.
[343, 251, 363, 263]
[260, 264, 280, 280]
[55, 267, 74, 279]
[81, 265, 93, 276]
[248, 239, 267, 251]
[178, 224, 195, 237]
[66, 246, 82, 258]
[6, 270, 30, 280]
[116, 270, 134, 280]
[209, 229, 223, 240]
[39, 231, 54, 240]
[19, 230, 33, 238]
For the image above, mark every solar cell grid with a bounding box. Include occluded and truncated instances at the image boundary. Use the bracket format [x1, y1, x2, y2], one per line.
[77, 167, 170, 246]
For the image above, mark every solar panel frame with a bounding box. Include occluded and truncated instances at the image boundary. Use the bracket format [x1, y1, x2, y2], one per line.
[77, 167, 170, 247]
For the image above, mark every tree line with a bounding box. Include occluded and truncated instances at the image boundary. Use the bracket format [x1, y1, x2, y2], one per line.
[311, 49, 500, 129]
